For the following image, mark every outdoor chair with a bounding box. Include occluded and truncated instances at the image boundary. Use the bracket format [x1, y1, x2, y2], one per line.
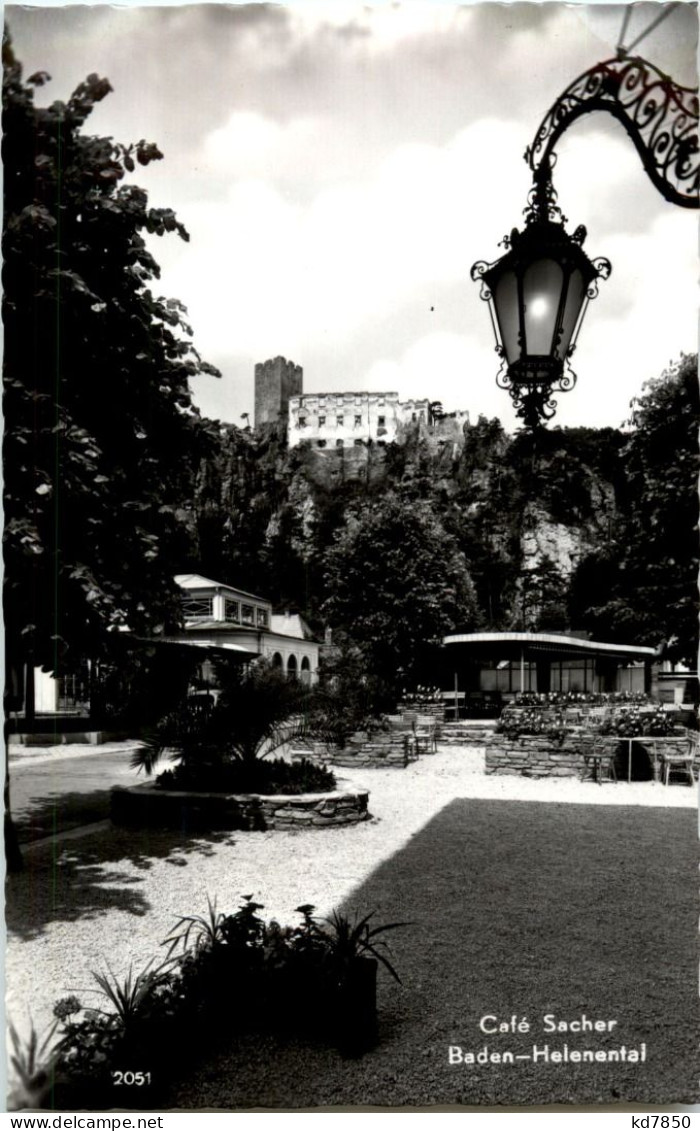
[660, 729, 697, 786]
[563, 707, 584, 727]
[580, 733, 617, 785]
[414, 715, 438, 755]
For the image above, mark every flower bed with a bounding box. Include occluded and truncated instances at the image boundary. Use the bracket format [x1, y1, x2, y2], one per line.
[599, 703, 675, 737]
[111, 783, 370, 830]
[496, 706, 567, 744]
[398, 685, 446, 721]
[9, 900, 403, 1111]
[512, 691, 649, 707]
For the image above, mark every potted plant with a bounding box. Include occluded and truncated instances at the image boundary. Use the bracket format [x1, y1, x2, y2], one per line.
[317, 909, 406, 1055]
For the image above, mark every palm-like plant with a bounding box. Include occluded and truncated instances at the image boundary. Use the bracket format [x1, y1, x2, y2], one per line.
[8, 1016, 59, 1109]
[90, 959, 176, 1030]
[320, 910, 407, 984]
[131, 657, 344, 778]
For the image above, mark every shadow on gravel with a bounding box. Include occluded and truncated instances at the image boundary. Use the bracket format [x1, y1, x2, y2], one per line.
[6, 826, 236, 941]
[13, 789, 112, 843]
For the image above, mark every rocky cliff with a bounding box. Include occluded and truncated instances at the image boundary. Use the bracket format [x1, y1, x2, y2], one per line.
[188, 415, 624, 636]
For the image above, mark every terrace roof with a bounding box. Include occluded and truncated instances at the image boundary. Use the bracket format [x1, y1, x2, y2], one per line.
[443, 631, 657, 663]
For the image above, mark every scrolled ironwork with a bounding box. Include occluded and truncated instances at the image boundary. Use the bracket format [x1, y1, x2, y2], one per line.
[586, 256, 613, 299]
[470, 260, 492, 301]
[525, 55, 699, 208]
[508, 383, 560, 430]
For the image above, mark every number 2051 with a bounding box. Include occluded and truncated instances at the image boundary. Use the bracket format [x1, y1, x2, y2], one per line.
[112, 1070, 152, 1086]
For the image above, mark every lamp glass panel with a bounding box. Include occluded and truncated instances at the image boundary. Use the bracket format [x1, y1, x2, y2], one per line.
[522, 258, 563, 356]
[493, 270, 520, 364]
[556, 267, 586, 359]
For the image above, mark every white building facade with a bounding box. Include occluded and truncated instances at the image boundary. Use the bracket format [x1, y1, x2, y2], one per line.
[174, 574, 320, 682]
[287, 392, 431, 449]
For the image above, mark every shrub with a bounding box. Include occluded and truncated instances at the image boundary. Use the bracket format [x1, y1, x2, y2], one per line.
[513, 691, 649, 707]
[496, 707, 566, 744]
[20, 897, 405, 1109]
[132, 658, 345, 782]
[600, 704, 674, 738]
[155, 756, 336, 795]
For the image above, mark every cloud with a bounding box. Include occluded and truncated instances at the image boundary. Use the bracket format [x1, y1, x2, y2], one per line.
[155, 115, 532, 353]
[8, 1, 696, 430]
[203, 111, 321, 180]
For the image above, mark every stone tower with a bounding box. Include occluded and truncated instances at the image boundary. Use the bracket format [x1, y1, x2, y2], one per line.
[254, 357, 303, 428]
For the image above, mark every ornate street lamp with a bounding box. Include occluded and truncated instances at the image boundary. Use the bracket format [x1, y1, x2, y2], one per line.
[471, 167, 611, 430]
[471, 41, 699, 429]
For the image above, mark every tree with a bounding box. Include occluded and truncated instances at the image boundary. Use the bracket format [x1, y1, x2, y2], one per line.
[568, 354, 699, 663]
[2, 40, 218, 868]
[3, 39, 219, 689]
[321, 494, 479, 692]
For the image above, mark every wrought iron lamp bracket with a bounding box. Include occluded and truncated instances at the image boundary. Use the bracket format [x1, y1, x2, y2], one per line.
[525, 54, 699, 209]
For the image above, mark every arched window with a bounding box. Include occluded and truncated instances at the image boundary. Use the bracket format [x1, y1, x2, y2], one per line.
[300, 656, 311, 685]
[287, 654, 298, 679]
[272, 652, 283, 669]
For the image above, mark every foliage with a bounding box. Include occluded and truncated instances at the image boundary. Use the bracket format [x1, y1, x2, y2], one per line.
[569, 354, 699, 663]
[320, 909, 405, 984]
[7, 1016, 60, 1109]
[513, 691, 648, 707]
[317, 644, 396, 732]
[161, 895, 405, 1002]
[21, 896, 403, 1107]
[496, 707, 567, 744]
[89, 638, 201, 729]
[155, 756, 336, 795]
[599, 704, 674, 738]
[321, 494, 480, 692]
[132, 658, 343, 779]
[2, 40, 217, 677]
[190, 355, 696, 666]
[497, 696, 674, 741]
[90, 959, 176, 1030]
[401, 685, 443, 704]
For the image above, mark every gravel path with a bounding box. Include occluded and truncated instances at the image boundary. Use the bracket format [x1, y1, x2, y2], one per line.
[6, 744, 696, 1076]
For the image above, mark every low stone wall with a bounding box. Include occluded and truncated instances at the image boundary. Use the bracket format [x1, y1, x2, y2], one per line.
[486, 735, 584, 777]
[111, 783, 370, 830]
[486, 734, 695, 778]
[292, 731, 412, 768]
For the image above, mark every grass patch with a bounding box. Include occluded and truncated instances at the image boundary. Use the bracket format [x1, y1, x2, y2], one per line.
[167, 800, 699, 1109]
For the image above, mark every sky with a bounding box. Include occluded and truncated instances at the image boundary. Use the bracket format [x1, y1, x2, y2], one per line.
[6, 1, 699, 431]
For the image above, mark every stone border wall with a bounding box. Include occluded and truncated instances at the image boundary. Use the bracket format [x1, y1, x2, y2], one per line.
[292, 731, 412, 768]
[486, 734, 696, 778]
[111, 784, 370, 830]
[486, 735, 583, 777]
